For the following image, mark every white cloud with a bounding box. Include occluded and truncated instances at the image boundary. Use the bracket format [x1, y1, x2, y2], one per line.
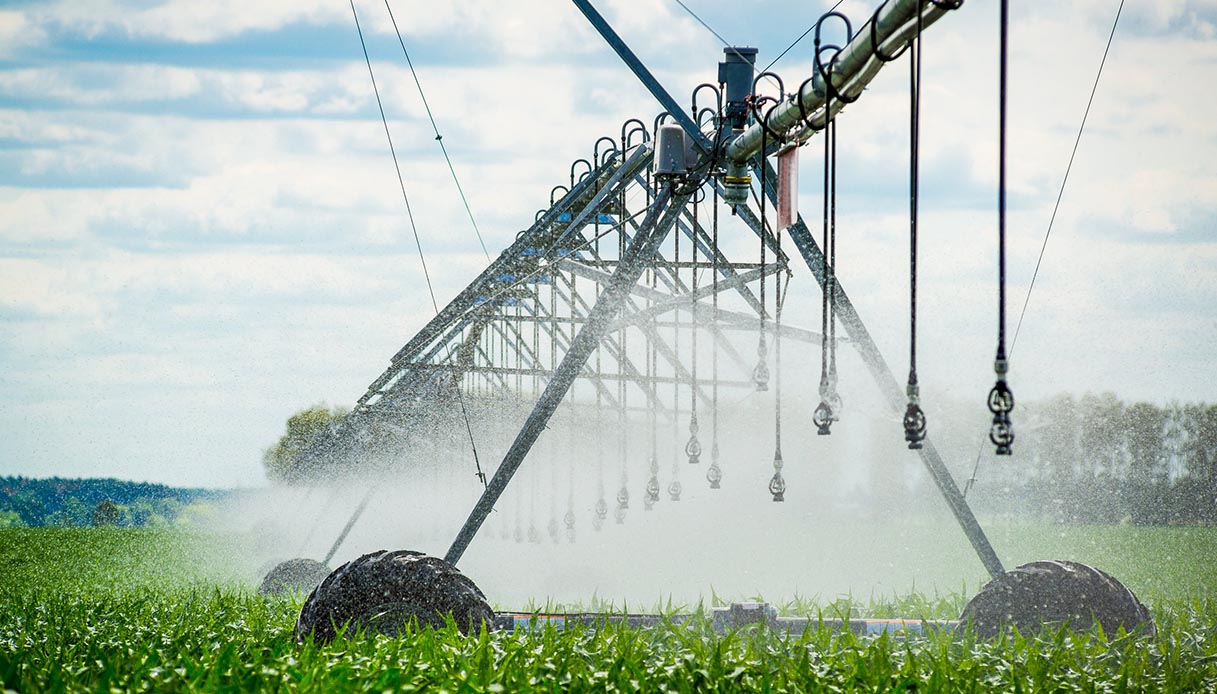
[0, 64, 203, 104]
[27, 0, 344, 44]
[0, 258, 104, 318]
[0, 11, 47, 59]
[0, 64, 368, 112]
[18, 0, 681, 61]
[0, 56, 671, 251]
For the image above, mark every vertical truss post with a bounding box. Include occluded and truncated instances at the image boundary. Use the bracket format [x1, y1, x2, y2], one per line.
[446, 187, 689, 565]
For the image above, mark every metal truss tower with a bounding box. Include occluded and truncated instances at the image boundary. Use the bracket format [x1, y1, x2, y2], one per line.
[302, 0, 1004, 581]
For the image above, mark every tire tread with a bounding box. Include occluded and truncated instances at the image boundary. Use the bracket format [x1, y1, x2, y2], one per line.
[296, 549, 492, 642]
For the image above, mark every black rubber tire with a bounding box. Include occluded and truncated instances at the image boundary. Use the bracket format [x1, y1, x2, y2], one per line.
[295, 549, 494, 643]
[960, 560, 1155, 639]
[259, 558, 331, 596]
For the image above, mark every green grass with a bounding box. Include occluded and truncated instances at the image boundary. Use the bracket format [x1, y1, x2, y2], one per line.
[1, 527, 1216, 692]
[982, 521, 1217, 605]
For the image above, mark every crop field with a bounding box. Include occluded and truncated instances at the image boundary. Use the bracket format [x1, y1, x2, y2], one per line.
[1, 527, 1215, 692]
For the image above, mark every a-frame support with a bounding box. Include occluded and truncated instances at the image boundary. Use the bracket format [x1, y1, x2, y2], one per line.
[442, 0, 1004, 579]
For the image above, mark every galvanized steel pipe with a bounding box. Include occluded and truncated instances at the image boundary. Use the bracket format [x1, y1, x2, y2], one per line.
[725, 0, 957, 165]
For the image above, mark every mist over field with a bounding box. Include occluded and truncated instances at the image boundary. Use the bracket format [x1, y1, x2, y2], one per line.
[231, 381, 1216, 608]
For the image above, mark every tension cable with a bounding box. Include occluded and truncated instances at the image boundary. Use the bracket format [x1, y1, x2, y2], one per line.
[760, 0, 846, 74]
[383, 0, 489, 260]
[349, 0, 486, 487]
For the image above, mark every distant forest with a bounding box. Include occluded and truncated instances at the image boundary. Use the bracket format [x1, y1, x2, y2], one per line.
[258, 394, 1216, 528]
[968, 394, 1216, 526]
[0, 477, 230, 528]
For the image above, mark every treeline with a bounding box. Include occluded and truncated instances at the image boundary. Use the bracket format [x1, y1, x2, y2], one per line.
[262, 405, 348, 483]
[972, 394, 1216, 525]
[0, 476, 229, 528]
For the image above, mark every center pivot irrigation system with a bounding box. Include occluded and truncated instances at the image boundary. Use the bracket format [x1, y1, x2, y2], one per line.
[263, 0, 1156, 641]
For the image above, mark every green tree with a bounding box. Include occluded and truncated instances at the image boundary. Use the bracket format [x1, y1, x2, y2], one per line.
[1178, 403, 1217, 524]
[92, 498, 121, 526]
[263, 404, 348, 483]
[176, 502, 218, 526]
[152, 497, 183, 525]
[0, 510, 27, 528]
[64, 496, 92, 526]
[1036, 393, 1081, 522]
[7, 491, 46, 527]
[1079, 392, 1126, 522]
[1125, 402, 1166, 524]
[128, 499, 167, 527]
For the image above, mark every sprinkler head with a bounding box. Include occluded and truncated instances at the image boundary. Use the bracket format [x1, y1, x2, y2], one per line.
[768, 472, 786, 502]
[753, 360, 770, 392]
[990, 412, 1013, 455]
[988, 374, 1015, 455]
[814, 401, 834, 435]
[903, 401, 926, 449]
[685, 435, 702, 464]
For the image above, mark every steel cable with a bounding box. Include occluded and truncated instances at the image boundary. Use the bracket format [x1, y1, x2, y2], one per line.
[349, 0, 486, 490]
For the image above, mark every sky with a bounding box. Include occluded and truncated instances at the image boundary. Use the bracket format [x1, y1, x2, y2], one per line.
[1, 0, 1215, 489]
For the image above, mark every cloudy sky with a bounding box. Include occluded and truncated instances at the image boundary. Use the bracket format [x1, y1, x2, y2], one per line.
[1, 0, 1215, 488]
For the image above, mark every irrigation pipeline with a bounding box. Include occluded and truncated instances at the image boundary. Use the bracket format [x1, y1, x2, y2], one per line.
[493, 604, 956, 637]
